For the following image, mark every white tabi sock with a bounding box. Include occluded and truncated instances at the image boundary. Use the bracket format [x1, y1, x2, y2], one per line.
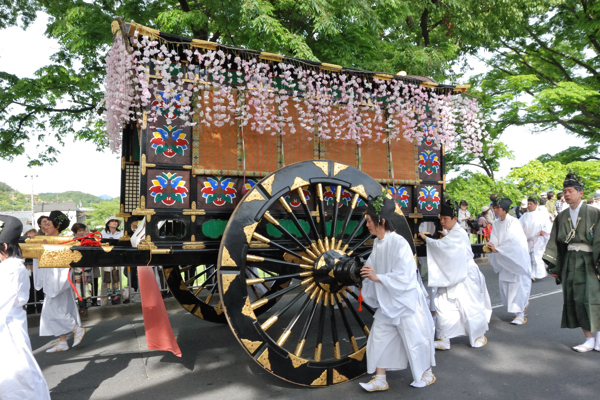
[595, 332, 600, 351]
[582, 337, 595, 348]
[516, 312, 525, 318]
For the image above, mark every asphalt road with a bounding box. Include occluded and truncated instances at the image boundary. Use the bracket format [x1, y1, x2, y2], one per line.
[30, 258, 599, 400]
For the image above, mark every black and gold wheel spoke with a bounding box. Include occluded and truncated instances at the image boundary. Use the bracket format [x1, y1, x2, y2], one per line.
[316, 184, 328, 240]
[263, 210, 310, 252]
[250, 282, 304, 311]
[346, 234, 375, 256]
[340, 290, 371, 337]
[334, 293, 360, 352]
[328, 294, 341, 359]
[330, 185, 342, 238]
[346, 288, 376, 315]
[185, 265, 214, 287]
[336, 193, 360, 244]
[252, 232, 314, 263]
[192, 269, 218, 297]
[278, 197, 315, 248]
[341, 217, 368, 253]
[203, 278, 220, 304]
[313, 296, 328, 361]
[297, 187, 321, 242]
[294, 297, 320, 357]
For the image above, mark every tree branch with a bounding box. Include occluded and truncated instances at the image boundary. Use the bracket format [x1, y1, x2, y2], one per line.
[420, 8, 430, 47]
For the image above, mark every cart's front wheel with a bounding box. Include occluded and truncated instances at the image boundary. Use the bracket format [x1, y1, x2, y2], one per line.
[217, 160, 414, 386]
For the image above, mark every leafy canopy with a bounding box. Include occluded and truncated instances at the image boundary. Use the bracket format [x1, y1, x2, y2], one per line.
[1, 0, 558, 164]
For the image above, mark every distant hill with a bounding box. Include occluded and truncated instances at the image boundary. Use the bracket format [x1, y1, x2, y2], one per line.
[0, 182, 118, 212]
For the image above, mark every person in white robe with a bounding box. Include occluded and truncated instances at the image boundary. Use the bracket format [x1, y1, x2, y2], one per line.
[0, 215, 50, 400]
[519, 197, 552, 280]
[358, 194, 436, 392]
[486, 198, 532, 325]
[419, 202, 492, 350]
[34, 210, 86, 352]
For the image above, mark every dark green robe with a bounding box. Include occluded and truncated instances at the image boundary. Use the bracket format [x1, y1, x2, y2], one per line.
[543, 203, 600, 332]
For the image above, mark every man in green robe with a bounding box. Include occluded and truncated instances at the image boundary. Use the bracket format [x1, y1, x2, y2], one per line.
[543, 172, 600, 352]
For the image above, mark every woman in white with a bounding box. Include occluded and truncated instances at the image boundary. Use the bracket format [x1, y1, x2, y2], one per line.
[101, 216, 123, 302]
[0, 215, 50, 399]
[34, 210, 86, 352]
[359, 194, 436, 392]
[457, 200, 472, 232]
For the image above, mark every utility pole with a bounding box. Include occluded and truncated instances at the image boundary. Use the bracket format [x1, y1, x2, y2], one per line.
[24, 175, 38, 228]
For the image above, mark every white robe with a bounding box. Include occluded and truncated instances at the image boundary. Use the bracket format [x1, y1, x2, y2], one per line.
[362, 231, 435, 379]
[488, 215, 532, 313]
[520, 209, 552, 279]
[426, 224, 492, 346]
[0, 257, 50, 400]
[33, 259, 81, 336]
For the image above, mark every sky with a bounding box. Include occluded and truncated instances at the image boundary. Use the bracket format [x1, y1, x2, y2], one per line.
[0, 14, 589, 198]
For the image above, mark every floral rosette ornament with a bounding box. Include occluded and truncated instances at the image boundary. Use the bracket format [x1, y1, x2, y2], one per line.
[150, 125, 189, 157]
[323, 186, 353, 208]
[389, 186, 410, 208]
[284, 190, 310, 208]
[201, 177, 237, 206]
[418, 150, 440, 175]
[150, 172, 189, 206]
[418, 186, 440, 211]
[152, 90, 183, 120]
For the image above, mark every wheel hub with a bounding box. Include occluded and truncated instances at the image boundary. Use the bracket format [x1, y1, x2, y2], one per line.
[313, 250, 363, 293]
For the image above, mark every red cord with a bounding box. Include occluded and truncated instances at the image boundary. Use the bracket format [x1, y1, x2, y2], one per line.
[57, 231, 102, 245]
[56, 232, 102, 301]
[358, 285, 363, 312]
[68, 270, 83, 302]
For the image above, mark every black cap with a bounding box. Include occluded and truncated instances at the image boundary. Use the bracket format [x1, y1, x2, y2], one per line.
[48, 210, 70, 233]
[366, 190, 395, 223]
[0, 215, 24, 245]
[440, 201, 457, 217]
[563, 171, 584, 191]
[493, 198, 512, 212]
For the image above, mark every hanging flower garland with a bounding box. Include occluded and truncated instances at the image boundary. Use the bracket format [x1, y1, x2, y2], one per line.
[102, 32, 488, 157]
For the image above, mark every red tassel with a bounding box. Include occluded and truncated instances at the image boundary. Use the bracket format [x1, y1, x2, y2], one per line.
[358, 285, 363, 312]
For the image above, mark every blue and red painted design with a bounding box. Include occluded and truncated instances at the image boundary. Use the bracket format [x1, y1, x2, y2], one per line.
[152, 90, 183, 120]
[323, 186, 367, 207]
[201, 177, 237, 206]
[421, 122, 437, 146]
[150, 125, 189, 158]
[418, 186, 440, 211]
[149, 172, 188, 206]
[244, 179, 257, 193]
[284, 190, 310, 208]
[418, 150, 440, 175]
[388, 186, 410, 208]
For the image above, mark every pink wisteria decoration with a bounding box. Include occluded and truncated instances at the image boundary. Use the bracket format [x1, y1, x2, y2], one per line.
[102, 33, 488, 156]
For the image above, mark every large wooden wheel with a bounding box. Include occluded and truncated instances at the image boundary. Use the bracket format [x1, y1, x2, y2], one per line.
[217, 160, 415, 386]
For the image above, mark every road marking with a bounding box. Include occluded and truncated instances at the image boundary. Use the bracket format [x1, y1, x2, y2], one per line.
[491, 288, 563, 309]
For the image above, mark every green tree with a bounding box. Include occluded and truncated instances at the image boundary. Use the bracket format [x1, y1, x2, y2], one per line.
[473, 0, 600, 151]
[446, 171, 523, 218]
[86, 198, 121, 231]
[1, 0, 557, 165]
[507, 159, 600, 198]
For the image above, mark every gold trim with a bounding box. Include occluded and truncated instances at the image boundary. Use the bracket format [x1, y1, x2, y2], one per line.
[263, 211, 279, 226]
[38, 246, 83, 268]
[261, 174, 275, 196]
[257, 349, 272, 371]
[420, 81, 439, 88]
[348, 346, 366, 361]
[243, 222, 259, 243]
[310, 370, 327, 386]
[251, 298, 269, 310]
[24, 236, 75, 244]
[214, 301, 224, 315]
[289, 353, 309, 368]
[314, 343, 323, 362]
[295, 339, 306, 357]
[333, 163, 349, 176]
[374, 73, 394, 81]
[221, 247, 237, 267]
[221, 274, 237, 294]
[247, 254, 265, 262]
[246, 277, 265, 285]
[320, 63, 342, 72]
[183, 201, 206, 222]
[241, 338, 262, 354]
[140, 154, 155, 176]
[291, 177, 310, 191]
[252, 232, 271, 244]
[333, 341, 341, 359]
[190, 38, 218, 50]
[19, 244, 45, 259]
[242, 297, 257, 320]
[244, 188, 265, 202]
[277, 330, 292, 346]
[261, 316, 278, 331]
[132, 195, 155, 221]
[182, 244, 206, 249]
[182, 303, 204, 319]
[259, 52, 285, 62]
[453, 84, 471, 93]
[351, 184, 368, 199]
[317, 183, 324, 201]
[279, 196, 292, 212]
[332, 369, 348, 384]
[313, 161, 329, 176]
[137, 234, 157, 250]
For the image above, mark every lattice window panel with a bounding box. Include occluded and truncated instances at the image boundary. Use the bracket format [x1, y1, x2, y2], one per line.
[124, 164, 140, 213]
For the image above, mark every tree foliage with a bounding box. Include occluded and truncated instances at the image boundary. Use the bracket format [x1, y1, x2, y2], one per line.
[86, 197, 120, 231]
[508, 159, 600, 198]
[446, 171, 523, 218]
[1, 0, 559, 164]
